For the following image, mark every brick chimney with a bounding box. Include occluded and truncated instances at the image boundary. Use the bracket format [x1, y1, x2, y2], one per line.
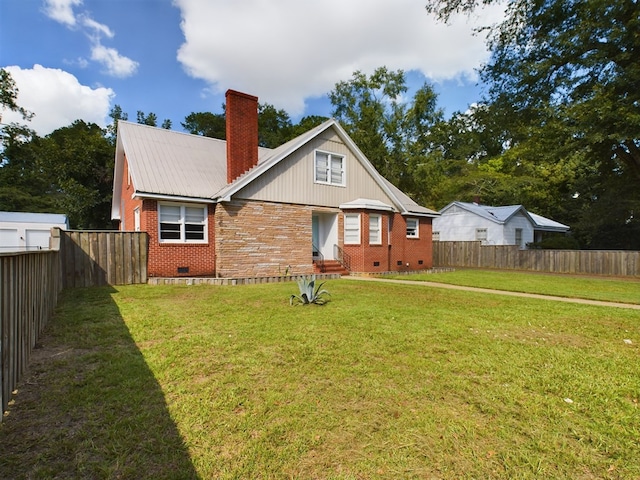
[226, 89, 259, 183]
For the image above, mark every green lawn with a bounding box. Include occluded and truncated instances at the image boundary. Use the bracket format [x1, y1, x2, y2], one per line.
[389, 269, 640, 304]
[1, 278, 639, 479]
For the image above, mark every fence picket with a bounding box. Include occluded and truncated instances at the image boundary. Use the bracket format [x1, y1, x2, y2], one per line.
[433, 242, 640, 277]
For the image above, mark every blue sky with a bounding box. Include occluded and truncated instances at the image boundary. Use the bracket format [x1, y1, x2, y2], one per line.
[0, 0, 503, 137]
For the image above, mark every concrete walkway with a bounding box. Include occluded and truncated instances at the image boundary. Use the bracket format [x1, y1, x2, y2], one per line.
[344, 276, 640, 310]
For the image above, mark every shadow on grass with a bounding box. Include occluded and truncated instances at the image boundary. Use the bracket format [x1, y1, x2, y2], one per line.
[0, 287, 199, 479]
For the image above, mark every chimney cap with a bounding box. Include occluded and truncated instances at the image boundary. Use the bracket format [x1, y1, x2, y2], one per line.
[225, 89, 258, 102]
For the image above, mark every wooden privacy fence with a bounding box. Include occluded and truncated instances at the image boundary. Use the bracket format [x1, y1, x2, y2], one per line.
[56, 229, 148, 288]
[1, 250, 61, 416]
[433, 241, 640, 276]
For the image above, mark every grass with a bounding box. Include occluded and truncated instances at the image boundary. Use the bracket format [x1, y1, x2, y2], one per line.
[1, 277, 639, 479]
[388, 268, 640, 304]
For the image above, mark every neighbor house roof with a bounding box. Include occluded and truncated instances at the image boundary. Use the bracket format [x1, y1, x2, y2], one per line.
[439, 201, 569, 231]
[0, 211, 68, 227]
[113, 119, 438, 219]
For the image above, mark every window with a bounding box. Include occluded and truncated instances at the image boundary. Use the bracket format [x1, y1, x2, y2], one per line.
[475, 228, 488, 242]
[315, 150, 345, 186]
[134, 207, 140, 232]
[344, 213, 360, 244]
[406, 218, 419, 238]
[159, 203, 207, 243]
[515, 228, 523, 247]
[369, 214, 381, 245]
[432, 231, 440, 241]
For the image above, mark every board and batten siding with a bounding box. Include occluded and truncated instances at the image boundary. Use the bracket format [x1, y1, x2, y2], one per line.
[235, 132, 397, 208]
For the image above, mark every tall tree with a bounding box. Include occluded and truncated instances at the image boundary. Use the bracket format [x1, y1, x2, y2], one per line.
[182, 112, 226, 138]
[329, 67, 443, 195]
[0, 68, 33, 123]
[425, 0, 640, 248]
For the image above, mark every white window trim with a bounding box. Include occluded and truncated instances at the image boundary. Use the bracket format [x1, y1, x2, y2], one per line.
[476, 228, 488, 242]
[406, 218, 419, 239]
[314, 149, 346, 187]
[344, 213, 361, 245]
[432, 231, 440, 242]
[158, 202, 208, 244]
[369, 214, 382, 245]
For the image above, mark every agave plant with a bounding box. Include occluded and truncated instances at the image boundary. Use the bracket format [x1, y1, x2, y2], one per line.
[289, 275, 331, 306]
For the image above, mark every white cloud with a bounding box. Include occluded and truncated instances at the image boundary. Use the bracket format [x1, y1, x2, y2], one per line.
[1, 65, 115, 136]
[80, 15, 115, 39]
[42, 0, 137, 78]
[42, 0, 83, 27]
[90, 44, 139, 78]
[173, 0, 504, 115]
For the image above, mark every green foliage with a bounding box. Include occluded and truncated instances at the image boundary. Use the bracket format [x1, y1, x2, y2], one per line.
[0, 120, 115, 228]
[289, 275, 331, 305]
[0, 68, 33, 122]
[528, 235, 581, 250]
[329, 67, 443, 200]
[182, 111, 226, 138]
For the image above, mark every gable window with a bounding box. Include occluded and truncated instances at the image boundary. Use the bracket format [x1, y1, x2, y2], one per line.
[369, 214, 381, 245]
[159, 203, 207, 243]
[406, 218, 419, 238]
[315, 150, 345, 186]
[476, 228, 488, 242]
[344, 213, 360, 245]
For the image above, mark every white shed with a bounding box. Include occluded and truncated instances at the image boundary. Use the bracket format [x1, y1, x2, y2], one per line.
[0, 212, 68, 253]
[432, 202, 569, 249]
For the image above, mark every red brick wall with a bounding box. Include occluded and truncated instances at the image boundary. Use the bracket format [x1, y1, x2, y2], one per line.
[342, 211, 433, 273]
[120, 155, 143, 231]
[145, 200, 217, 277]
[215, 199, 314, 277]
[226, 90, 259, 183]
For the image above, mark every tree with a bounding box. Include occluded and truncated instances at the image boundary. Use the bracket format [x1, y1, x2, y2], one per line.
[0, 68, 33, 123]
[425, 0, 640, 248]
[182, 112, 226, 138]
[257, 103, 292, 148]
[182, 103, 319, 148]
[329, 67, 443, 197]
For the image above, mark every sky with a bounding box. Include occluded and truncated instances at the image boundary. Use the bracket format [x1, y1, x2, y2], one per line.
[0, 0, 504, 137]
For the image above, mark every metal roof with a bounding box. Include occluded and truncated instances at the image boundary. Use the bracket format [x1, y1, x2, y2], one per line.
[112, 119, 437, 218]
[0, 211, 68, 226]
[117, 121, 271, 200]
[440, 202, 569, 230]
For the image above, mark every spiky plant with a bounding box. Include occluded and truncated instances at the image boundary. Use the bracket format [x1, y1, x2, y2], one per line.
[289, 275, 331, 306]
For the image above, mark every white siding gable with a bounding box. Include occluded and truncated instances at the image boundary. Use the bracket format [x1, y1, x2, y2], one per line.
[233, 131, 399, 209]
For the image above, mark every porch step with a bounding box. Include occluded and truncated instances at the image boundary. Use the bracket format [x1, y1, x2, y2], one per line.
[313, 260, 350, 276]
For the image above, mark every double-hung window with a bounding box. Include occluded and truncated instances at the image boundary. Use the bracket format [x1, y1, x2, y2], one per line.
[406, 218, 419, 238]
[369, 214, 381, 245]
[475, 228, 488, 242]
[159, 203, 207, 243]
[315, 150, 345, 186]
[344, 213, 361, 245]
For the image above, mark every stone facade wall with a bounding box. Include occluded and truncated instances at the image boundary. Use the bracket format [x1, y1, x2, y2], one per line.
[215, 199, 314, 278]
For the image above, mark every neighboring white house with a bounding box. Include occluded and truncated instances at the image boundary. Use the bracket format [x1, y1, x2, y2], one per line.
[432, 202, 570, 249]
[0, 212, 69, 253]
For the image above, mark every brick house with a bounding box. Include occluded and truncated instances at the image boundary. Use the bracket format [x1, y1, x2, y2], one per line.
[111, 90, 438, 278]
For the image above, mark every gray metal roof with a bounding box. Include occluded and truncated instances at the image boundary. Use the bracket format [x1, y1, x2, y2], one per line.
[117, 121, 271, 200]
[0, 211, 68, 226]
[113, 119, 437, 219]
[441, 202, 569, 230]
